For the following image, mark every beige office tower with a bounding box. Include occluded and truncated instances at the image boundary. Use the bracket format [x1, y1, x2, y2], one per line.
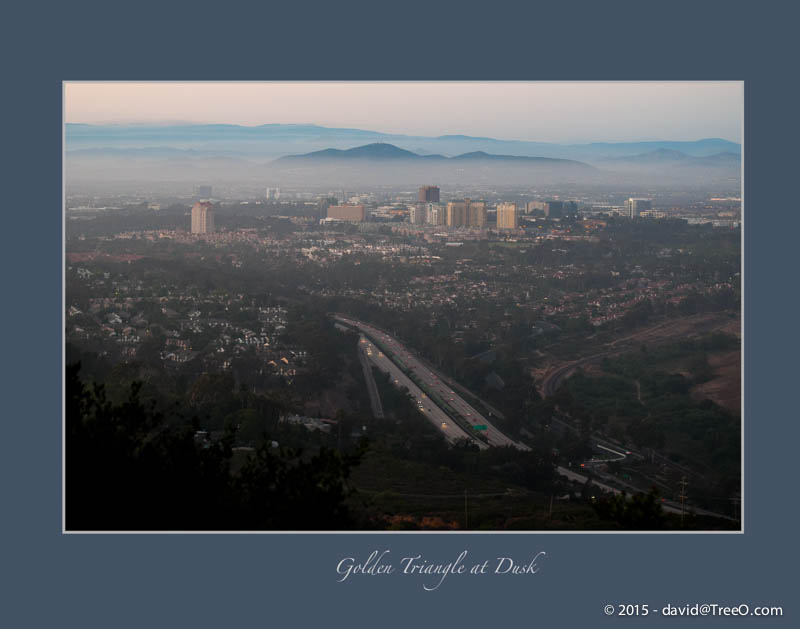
[191, 201, 215, 234]
[446, 199, 486, 228]
[496, 202, 519, 229]
[468, 199, 487, 228]
[327, 204, 366, 222]
[446, 200, 467, 227]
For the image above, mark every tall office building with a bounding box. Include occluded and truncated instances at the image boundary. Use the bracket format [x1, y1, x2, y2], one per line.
[468, 200, 487, 228]
[446, 200, 467, 227]
[327, 204, 366, 222]
[426, 203, 445, 226]
[624, 198, 652, 218]
[266, 187, 281, 200]
[317, 196, 338, 217]
[409, 203, 427, 225]
[526, 201, 546, 214]
[496, 202, 519, 229]
[194, 185, 212, 199]
[191, 201, 215, 234]
[544, 201, 564, 218]
[417, 185, 440, 203]
[446, 199, 486, 228]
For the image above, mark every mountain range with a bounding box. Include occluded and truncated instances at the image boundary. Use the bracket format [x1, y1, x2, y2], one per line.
[65, 124, 741, 189]
[66, 123, 740, 162]
[275, 143, 593, 168]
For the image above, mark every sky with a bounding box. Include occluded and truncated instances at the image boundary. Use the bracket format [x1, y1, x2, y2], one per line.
[65, 82, 743, 144]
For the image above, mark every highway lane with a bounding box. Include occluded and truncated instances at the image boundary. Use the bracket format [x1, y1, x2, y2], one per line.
[359, 335, 486, 448]
[337, 316, 528, 451]
[357, 341, 384, 419]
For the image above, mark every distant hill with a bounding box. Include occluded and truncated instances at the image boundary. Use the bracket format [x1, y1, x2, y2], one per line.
[276, 143, 593, 169]
[66, 123, 740, 161]
[605, 148, 742, 165]
[607, 148, 692, 163]
[265, 143, 597, 187]
[278, 143, 438, 161]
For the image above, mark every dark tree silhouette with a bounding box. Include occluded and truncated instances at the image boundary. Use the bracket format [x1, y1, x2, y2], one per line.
[66, 363, 362, 530]
[591, 487, 667, 530]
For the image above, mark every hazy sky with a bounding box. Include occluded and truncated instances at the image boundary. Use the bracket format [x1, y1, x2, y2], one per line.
[65, 82, 743, 144]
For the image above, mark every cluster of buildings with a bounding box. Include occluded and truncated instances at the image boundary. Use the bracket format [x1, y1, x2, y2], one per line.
[192, 185, 660, 236]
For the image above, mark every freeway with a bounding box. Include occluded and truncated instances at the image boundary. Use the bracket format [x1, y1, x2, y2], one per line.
[358, 334, 485, 447]
[335, 315, 528, 451]
[357, 340, 384, 419]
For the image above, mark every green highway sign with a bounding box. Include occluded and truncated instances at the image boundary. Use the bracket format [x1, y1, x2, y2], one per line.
[473, 425, 488, 431]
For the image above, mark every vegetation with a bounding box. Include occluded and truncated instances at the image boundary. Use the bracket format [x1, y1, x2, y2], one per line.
[66, 363, 362, 530]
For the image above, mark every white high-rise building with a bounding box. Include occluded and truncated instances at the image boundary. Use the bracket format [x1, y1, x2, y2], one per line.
[426, 203, 445, 226]
[624, 198, 652, 218]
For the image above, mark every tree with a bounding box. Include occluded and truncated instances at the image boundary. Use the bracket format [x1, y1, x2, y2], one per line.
[592, 488, 667, 529]
[66, 363, 362, 530]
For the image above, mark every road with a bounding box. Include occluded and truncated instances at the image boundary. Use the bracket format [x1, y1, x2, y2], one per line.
[358, 334, 485, 447]
[357, 339, 384, 419]
[540, 349, 617, 398]
[556, 466, 735, 520]
[335, 315, 528, 450]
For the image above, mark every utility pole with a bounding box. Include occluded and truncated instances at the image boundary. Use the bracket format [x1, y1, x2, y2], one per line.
[464, 488, 469, 530]
[731, 495, 740, 522]
[678, 476, 688, 527]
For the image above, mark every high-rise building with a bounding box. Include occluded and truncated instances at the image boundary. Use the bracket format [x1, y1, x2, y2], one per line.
[446, 199, 486, 228]
[624, 198, 652, 218]
[317, 196, 338, 217]
[266, 187, 281, 200]
[417, 185, 440, 203]
[327, 204, 366, 222]
[409, 203, 427, 225]
[496, 202, 519, 229]
[426, 203, 445, 226]
[468, 200, 487, 228]
[446, 200, 467, 227]
[191, 201, 215, 234]
[194, 185, 212, 199]
[526, 201, 546, 214]
[544, 201, 564, 218]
